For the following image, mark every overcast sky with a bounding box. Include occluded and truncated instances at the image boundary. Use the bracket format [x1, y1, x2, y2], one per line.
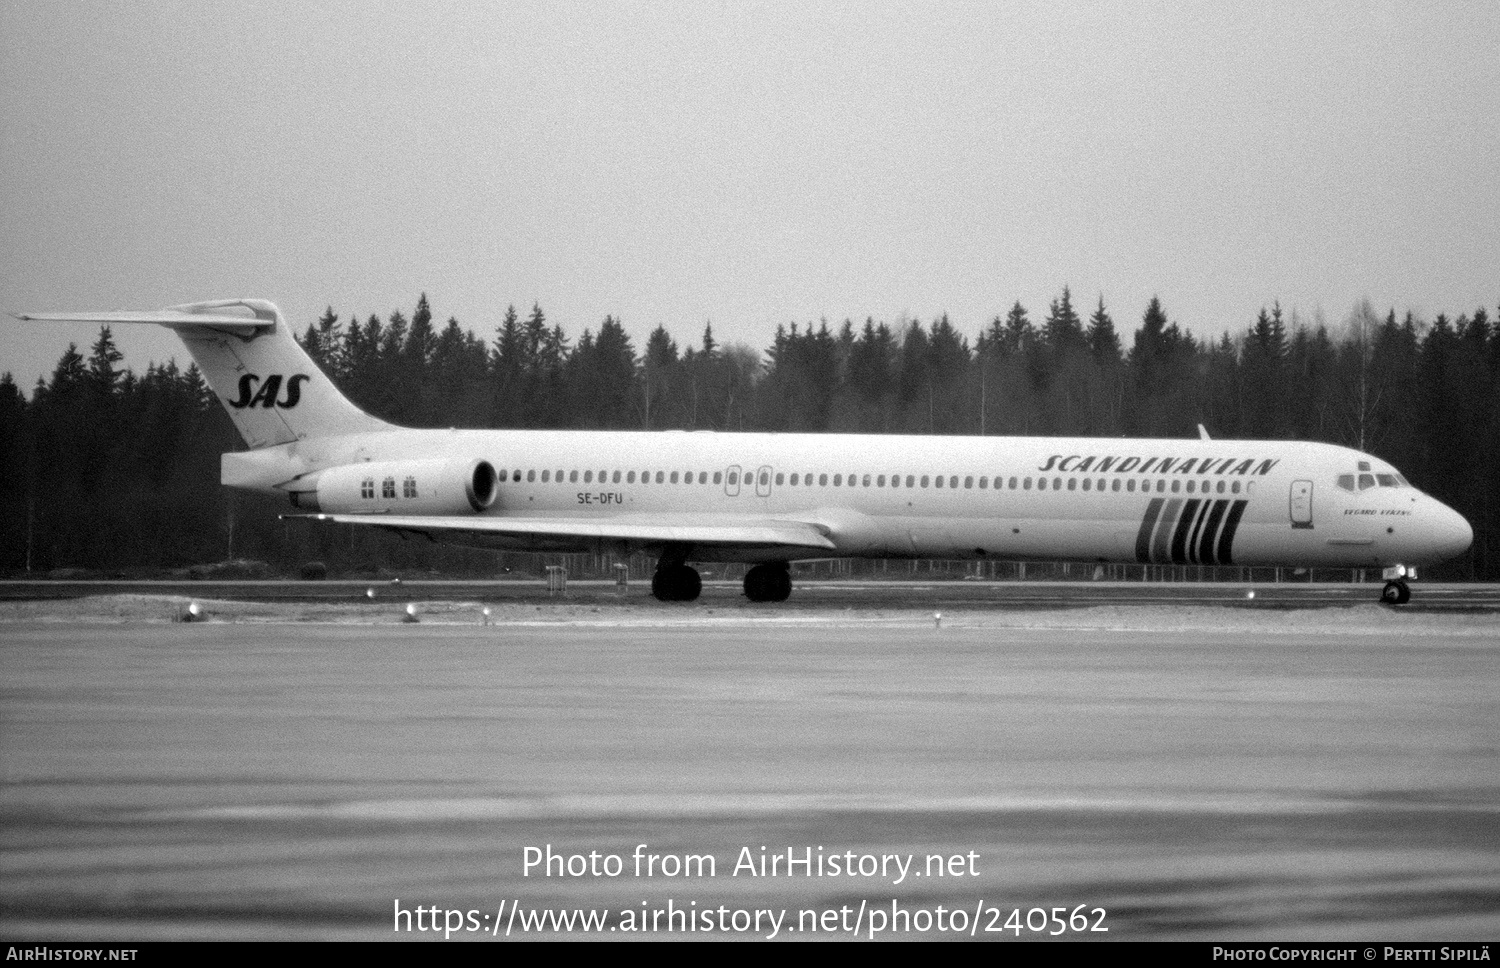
[3, 1, 1497, 390]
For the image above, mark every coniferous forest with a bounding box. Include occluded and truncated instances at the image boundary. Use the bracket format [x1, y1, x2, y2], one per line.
[2, 290, 1496, 580]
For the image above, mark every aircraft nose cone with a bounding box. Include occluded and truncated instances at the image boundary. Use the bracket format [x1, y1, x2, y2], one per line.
[1432, 503, 1473, 562]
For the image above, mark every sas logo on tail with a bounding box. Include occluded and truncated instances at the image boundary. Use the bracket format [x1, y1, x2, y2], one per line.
[228, 374, 310, 409]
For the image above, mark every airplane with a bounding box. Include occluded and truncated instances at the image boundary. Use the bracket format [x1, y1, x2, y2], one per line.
[18, 298, 1473, 605]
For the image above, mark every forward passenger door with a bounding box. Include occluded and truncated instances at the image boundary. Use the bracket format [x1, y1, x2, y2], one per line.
[1290, 480, 1313, 529]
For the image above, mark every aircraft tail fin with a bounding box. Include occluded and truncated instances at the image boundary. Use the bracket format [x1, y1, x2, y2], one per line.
[17, 299, 391, 448]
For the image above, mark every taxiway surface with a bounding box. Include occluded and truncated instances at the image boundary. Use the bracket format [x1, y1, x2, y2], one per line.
[1, 596, 1497, 940]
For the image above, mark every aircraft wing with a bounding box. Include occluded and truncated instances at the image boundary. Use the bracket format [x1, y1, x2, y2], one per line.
[285, 512, 838, 554]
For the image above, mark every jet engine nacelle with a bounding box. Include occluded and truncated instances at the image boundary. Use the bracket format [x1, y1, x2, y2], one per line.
[287, 459, 498, 515]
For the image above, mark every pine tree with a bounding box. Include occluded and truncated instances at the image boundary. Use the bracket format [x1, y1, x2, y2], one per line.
[86, 326, 124, 397]
[999, 302, 1035, 357]
[1042, 287, 1085, 353]
[1086, 296, 1121, 363]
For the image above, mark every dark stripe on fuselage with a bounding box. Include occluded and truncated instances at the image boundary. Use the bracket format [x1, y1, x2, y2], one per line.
[1216, 500, 1249, 565]
[1151, 498, 1184, 564]
[1198, 499, 1229, 565]
[1170, 499, 1202, 564]
[1186, 499, 1214, 564]
[1136, 497, 1165, 563]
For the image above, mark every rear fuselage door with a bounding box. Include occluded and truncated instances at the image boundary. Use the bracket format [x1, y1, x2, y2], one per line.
[724, 465, 742, 497]
[1290, 480, 1314, 529]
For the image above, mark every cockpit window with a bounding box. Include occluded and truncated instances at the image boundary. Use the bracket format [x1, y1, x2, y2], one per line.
[1342, 468, 1408, 491]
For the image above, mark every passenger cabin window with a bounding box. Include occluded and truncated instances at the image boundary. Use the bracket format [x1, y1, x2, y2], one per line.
[361, 478, 375, 499]
[403, 476, 417, 498]
[382, 477, 396, 499]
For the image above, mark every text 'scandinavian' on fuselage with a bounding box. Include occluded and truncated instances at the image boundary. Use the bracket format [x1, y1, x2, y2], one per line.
[19, 300, 1472, 604]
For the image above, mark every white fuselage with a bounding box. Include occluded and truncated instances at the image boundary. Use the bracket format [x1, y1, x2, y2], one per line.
[228, 428, 1474, 571]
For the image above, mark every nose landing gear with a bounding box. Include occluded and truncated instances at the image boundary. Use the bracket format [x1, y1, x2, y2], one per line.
[1380, 580, 1411, 605]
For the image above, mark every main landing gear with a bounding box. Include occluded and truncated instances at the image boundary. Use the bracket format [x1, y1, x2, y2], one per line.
[649, 556, 793, 604]
[743, 562, 791, 603]
[651, 563, 702, 602]
[1380, 580, 1411, 605]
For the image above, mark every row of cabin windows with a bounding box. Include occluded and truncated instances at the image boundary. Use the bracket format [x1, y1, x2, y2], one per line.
[497, 467, 1248, 496]
[360, 476, 418, 499]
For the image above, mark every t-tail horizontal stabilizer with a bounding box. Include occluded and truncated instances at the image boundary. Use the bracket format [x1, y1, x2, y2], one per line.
[16, 299, 389, 448]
